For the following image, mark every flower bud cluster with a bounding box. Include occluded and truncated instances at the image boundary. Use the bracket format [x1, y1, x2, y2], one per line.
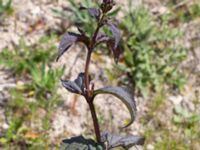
[101, 0, 114, 13]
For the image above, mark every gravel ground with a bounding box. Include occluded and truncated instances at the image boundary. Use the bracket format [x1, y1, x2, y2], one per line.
[0, 0, 200, 149]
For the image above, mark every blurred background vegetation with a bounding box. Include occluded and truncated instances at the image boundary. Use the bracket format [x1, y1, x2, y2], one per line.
[0, 0, 199, 149]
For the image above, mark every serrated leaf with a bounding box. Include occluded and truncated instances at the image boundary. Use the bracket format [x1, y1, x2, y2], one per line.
[61, 73, 85, 95]
[101, 132, 145, 149]
[94, 86, 136, 128]
[57, 32, 89, 61]
[106, 21, 120, 49]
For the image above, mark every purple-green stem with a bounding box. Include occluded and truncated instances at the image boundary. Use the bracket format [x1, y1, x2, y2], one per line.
[84, 18, 103, 143]
[88, 96, 101, 143]
[84, 50, 101, 143]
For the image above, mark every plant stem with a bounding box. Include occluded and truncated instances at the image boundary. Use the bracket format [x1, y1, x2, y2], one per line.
[84, 50, 101, 142]
[83, 16, 104, 143]
[88, 99, 101, 143]
[84, 26, 101, 97]
[84, 51, 92, 96]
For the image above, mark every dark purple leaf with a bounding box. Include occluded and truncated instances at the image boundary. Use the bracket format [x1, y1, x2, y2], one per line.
[107, 39, 122, 63]
[57, 32, 80, 61]
[61, 73, 85, 95]
[95, 32, 110, 45]
[94, 86, 136, 128]
[57, 32, 89, 61]
[61, 80, 82, 94]
[88, 8, 101, 20]
[74, 73, 85, 92]
[61, 136, 104, 150]
[106, 21, 120, 49]
[79, 6, 101, 20]
[101, 132, 145, 149]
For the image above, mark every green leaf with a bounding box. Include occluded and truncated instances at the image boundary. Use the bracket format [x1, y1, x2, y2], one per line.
[94, 86, 136, 128]
[174, 106, 191, 118]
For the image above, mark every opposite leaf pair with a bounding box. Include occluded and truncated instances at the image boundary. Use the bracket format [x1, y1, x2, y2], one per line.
[56, 0, 121, 63]
[61, 132, 145, 150]
[61, 73, 137, 128]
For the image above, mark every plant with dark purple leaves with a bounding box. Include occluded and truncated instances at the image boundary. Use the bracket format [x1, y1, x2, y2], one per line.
[57, 0, 144, 149]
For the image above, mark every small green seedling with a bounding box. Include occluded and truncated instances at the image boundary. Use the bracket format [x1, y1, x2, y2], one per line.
[0, 0, 13, 18]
